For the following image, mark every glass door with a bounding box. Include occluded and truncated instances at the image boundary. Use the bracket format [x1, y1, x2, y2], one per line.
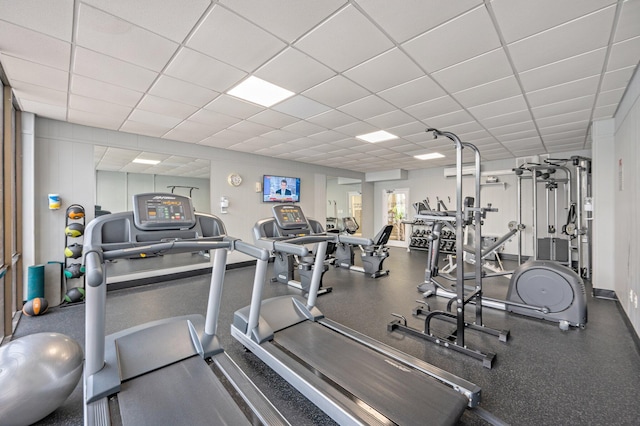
[382, 188, 409, 247]
[348, 191, 362, 236]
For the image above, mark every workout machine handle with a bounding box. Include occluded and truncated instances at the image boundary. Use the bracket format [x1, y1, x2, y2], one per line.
[337, 235, 374, 246]
[231, 239, 270, 261]
[272, 240, 310, 257]
[85, 251, 104, 288]
[101, 240, 231, 260]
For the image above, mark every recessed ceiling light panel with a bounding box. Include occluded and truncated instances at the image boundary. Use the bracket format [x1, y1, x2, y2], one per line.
[414, 152, 445, 160]
[227, 76, 295, 107]
[356, 130, 398, 143]
[133, 158, 161, 165]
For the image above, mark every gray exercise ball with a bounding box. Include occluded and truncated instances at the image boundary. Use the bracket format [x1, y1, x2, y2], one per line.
[0, 332, 83, 426]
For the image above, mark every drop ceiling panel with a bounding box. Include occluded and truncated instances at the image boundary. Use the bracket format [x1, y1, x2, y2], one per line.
[536, 109, 592, 129]
[228, 120, 274, 136]
[247, 109, 300, 128]
[137, 94, 199, 120]
[83, 0, 211, 43]
[306, 109, 358, 129]
[519, 48, 606, 93]
[378, 76, 446, 109]
[431, 48, 513, 94]
[356, 0, 482, 43]
[469, 95, 528, 120]
[77, 4, 179, 72]
[596, 88, 625, 108]
[302, 75, 370, 108]
[164, 48, 246, 92]
[600, 66, 636, 92]
[220, 0, 346, 43]
[402, 6, 501, 73]
[71, 75, 143, 107]
[526, 76, 599, 108]
[187, 5, 286, 72]
[532, 95, 595, 120]
[17, 101, 65, 126]
[149, 75, 219, 108]
[128, 108, 183, 128]
[614, 0, 640, 42]
[405, 96, 461, 122]
[480, 109, 533, 130]
[0, 21, 71, 70]
[73, 47, 157, 91]
[116, 120, 169, 138]
[68, 108, 125, 130]
[337, 95, 395, 120]
[11, 81, 67, 106]
[164, 120, 225, 143]
[508, 6, 615, 73]
[425, 110, 475, 130]
[343, 48, 424, 93]
[204, 94, 264, 119]
[490, 0, 615, 43]
[255, 48, 335, 93]
[607, 36, 640, 71]
[294, 5, 394, 72]
[282, 120, 326, 136]
[365, 110, 415, 129]
[69, 94, 132, 120]
[272, 95, 332, 119]
[0, 0, 74, 41]
[0, 54, 68, 91]
[189, 108, 241, 129]
[453, 76, 522, 109]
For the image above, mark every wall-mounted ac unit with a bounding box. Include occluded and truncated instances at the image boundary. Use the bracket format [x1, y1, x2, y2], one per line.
[515, 154, 549, 168]
[443, 165, 477, 177]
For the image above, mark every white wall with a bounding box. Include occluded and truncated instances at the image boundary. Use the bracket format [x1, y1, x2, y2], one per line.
[612, 65, 640, 335]
[24, 118, 367, 281]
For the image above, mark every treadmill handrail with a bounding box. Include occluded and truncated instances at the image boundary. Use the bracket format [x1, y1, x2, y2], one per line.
[254, 238, 310, 257]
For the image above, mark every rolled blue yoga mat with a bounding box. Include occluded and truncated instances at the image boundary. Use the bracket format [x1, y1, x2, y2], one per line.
[27, 265, 45, 300]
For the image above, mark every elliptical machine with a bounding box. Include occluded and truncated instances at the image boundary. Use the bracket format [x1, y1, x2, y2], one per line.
[333, 217, 392, 278]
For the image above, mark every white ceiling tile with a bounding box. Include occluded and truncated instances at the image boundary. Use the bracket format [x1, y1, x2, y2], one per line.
[509, 6, 615, 72]
[337, 95, 395, 120]
[308, 130, 350, 143]
[532, 95, 595, 120]
[282, 120, 326, 136]
[333, 121, 379, 137]
[536, 109, 592, 128]
[453, 76, 522, 108]
[260, 130, 300, 143]
[198, 134, 244, 149]
[11, 80, 67, 106]
[227, 120, 274, 136]
[77, 4, 179, 72]
[378, 76, 446, 108]
[68, 108, 125, 130]
[0, 0, 74, 41]
[526, 76, 599, 108]
[539, 121, 589, 136]
[519, 48, 607, 92]
[491, 0, 615, 43]
[294, 4, 394, 72]
[480, 109, 533, 129]
[0, 21, 71, 70]
[0, 54, 68, 91]
[18, 99, 67, 120]
[128, 108, 183, 128]
[592, 104, 618, 120]
[189, 108, 242, 129]
[83, 0, 211, 42]
[344, 48, 424, 92]
[164, 48, 246, 92]
[614, 0, 640, 42]
[501, 136, 543, 149]
[149, 75, 219, 108]
[247, 110, 300, 128]
[487, 120, 536, 136]
[187, 5, 286, 72]
[365, 110, 415, 129]
[607, 35, 640, 71]
[596, 88, 625, 108]
[432, 48, 513, 93]
[220, 0, 346, 42]
[356, 0, 481, 43]
[302, 75, 371, 108]
[497, 129, 540, 143]
[71, 75, 143, 107]
[387, 121, 431, 138]
[137, 94, 199, 119]
[600, 66, 636, 92]
[305, 109, 358, 129]
[405, 96, 460, 121]
[204, 94, 264, 119]
[543, 129, 586, 142]
[403, 6, 501, 73]
[69, 94, 132, 120]
[424, 110, 474, 130]
[255, 48, 336, 93]
[73, 47, 157, 91]
[163, 120, 219, 143]
[272, 95, 332, 119]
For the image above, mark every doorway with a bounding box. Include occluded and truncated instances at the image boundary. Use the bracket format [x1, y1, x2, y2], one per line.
[348, 191, 362, 236]
[382, 188, 409, 247]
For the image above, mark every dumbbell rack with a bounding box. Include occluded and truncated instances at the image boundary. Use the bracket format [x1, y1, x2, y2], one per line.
[64, 204, 85, 297]
[408, 220, 456, 254]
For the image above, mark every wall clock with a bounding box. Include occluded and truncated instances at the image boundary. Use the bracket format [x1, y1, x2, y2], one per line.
[227, 173, 243, 187]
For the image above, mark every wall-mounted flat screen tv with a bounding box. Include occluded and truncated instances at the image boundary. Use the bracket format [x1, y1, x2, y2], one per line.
[263, 175, 301, 203]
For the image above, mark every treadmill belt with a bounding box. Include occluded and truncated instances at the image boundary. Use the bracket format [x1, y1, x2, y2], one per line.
[275, 321, 467, 426]
[118, 356, 251, 426]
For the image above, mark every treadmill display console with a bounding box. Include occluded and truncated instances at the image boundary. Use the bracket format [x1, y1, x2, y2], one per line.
[272, 204, 308, 230]
[133, 193, 197, 230]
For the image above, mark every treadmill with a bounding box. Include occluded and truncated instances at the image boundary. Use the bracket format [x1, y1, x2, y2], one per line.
[83, 193, 289, 426]
[232, 204, 480, 426]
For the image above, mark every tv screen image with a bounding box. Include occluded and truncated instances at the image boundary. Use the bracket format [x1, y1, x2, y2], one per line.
[263, 175, 300, 203]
